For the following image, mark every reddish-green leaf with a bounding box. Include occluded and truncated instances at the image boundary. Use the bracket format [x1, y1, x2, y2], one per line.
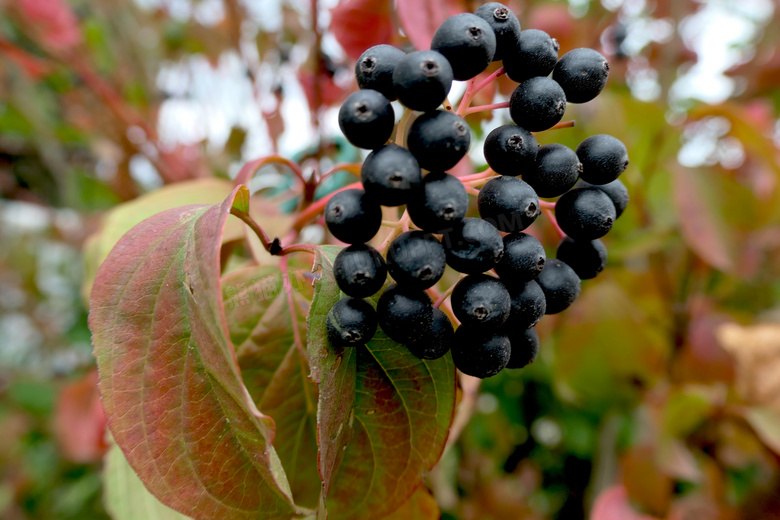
[307, 246, 456, 520]
[90, 186, 304, 520]
[743, 407, 780, 456]
[384, 487, 440, 520]
[591, 486, 661, 520]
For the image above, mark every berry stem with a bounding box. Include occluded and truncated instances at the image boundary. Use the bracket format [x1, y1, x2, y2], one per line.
[542, 206, 566, 239]
[395, 108, 415, 147]
[533, 120, 577, 133]
[539, 200, 556, 209]
[463, 101, 510, 115]
[290, 181, 363, 232]
[464, 185, 481, 196]
[378, 210, 410, 253]
[457, 168, 497, 182]
[456, 66, 506, 116]
[433, 280, 459, 308]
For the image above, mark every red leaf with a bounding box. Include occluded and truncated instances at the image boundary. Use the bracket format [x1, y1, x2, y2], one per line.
[591, 486, 662, 520]
[53, 370, 107, 463]
[397, 0, 466, 51]
[331, 0, 394, 60]
[18, 0, 81, 50]
[90, 186, 303, 519]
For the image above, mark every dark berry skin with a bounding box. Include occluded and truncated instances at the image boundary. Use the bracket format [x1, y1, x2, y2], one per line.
[407, 172, 468, 233]
[557, 237, 607, 280]
[555, 187, 616, 240]
[452, 326, 511, 378]
[576, 134, 629, 185]
[478, 176, 540, 233]
[442, 217, 504, 274]
[407, 110, 471, 172]
[377, 284, 434, 344]
[338, 89, 395, 150]
[473, 2, 521, 62]
[325, 189, 382, 244]
[406, 308, 454, 360]
[579, 179, 629, 218]
[333, 244, 387, 298]
[361, 144, 422, 206]
[494, 233, 546, 286]
[392, 50, 453, 112]
[326, 297, 378, 347]
[509, 77, 567, 132]
[506, 279, 546, 329]
[553, 48, 610, 103]
[430, 13, 497, 80]
[483, 124, 538, 176]
[452, 274, 511, 329]
[386, 231, 446, 290]
[356, 44, 406, 101]
[536, 259, 581, 314]
[524, 143, 582, 198]
[503, 29, 560, 83]
[505, 327, 539, 369]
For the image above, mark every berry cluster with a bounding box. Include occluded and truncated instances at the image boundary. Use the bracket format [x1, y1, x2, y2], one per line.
[325, 3, 629, 379]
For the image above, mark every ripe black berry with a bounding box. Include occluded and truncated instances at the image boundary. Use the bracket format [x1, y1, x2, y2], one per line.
[333, 244, 387, 298]
[552, 48, 609, 104]
[473, 2, 521, 62]
[536, 258, 581, 314]
[377, 284, 434, 344]
[361, 144, 422, 206]
[556, 237, 607, 280]
[506, 279, 546, 329]
[407, 110, 471, 172]
[483, 124, 538, 176]
[392, 50, 453, 112]
[555, 187, 616, 240]
[406, 308, 454, 360]
[407, 172, 468, 233]
[524, 143, 582, 198]
[430, 13, 497, 80]
[509, 76, 567, 132]
[579, 179, 629, 218]
[505, 327, 539, 369]
[452, 326, 511, 378]
[503, 29, 559, 83]
[338, 89, 395, 150]
[356, 44, 406, 101]
[451, 274, 511, 329]
[494, 232, 546, 286]
[442, 217, 504, 274]
[326, 297, 377, 346]
[478, 176, 540, 233]
[576, 134, 629, 185]
[386, 231, 446, 290]
[325, 189, 382, 244]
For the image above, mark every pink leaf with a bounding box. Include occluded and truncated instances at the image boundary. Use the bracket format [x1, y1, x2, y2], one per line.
[591, 486, 662, 520]
[397, 0, 466, 51]
[331, 0, 394, 60]
[18, 0, 81, 50]
[53, 370, 107, 463]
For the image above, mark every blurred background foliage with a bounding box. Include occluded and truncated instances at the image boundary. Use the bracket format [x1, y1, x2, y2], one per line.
[1, 0, 780, 518]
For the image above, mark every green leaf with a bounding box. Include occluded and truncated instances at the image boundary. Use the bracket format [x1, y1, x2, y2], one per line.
[307, 246, 456, 520]
[743, 407, 780, 456]
[90, 186, 304, 519]
[103, 442, 191, 520]
[223, 265, 320, 509]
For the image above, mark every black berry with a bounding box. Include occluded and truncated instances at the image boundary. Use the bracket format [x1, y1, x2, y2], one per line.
[524, 143, 582, 198]
[430, 13, 497, 80]
[451, 274, 511, 329]
[478, 176, 540, 233]
[555, 187, 616, 240]
[509, 76, 567, 132]
[483, 124, 538, 176]
[377, 284, 434, 344]
[407, 172, 468, 233]
[361, 144, 422, 206]
[552, 48, 609, 104]
[338, 89, 395, 150]
[407, 110, 471, 172]
[452, 326, 511, 378]
[392, 50, 453, 112]
[503, 29, 559, 83]
[386, 231, 447, 290]
[326, 297, 377, 346]
[556, 237, 607, 280]
[406, 308, 454, 360]
[494, 232, 546, 286]
[325, 189, 382, 244]
[506, 279, 546, 328]
[505, 327, 539, 369]
[473, 2, 521, 62]
[442, 217, 504, 274]
[536, 259, 581, 314]
[576, 134, 629, 185]
[333, 244, 387, 298]
[579, 179, 629, 218]
[356, 44, 406, 101]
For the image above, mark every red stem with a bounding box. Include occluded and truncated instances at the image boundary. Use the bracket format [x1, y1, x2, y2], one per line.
[542, 206, 566, 239]
[234, 155, 307, 189]
[463, 101, 510, 115]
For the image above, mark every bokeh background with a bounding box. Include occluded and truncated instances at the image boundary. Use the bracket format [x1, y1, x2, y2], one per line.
[2, 0, 780, 518]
